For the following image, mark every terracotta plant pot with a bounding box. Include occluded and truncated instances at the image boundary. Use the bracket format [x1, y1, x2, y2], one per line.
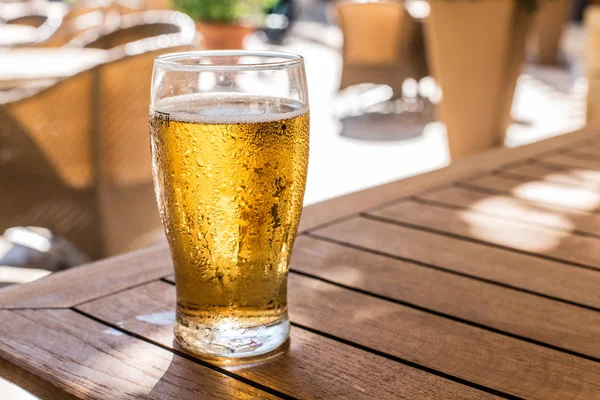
[425, 0, 535, 161]
[529, 0, 570, 65]
[196, 22, 254, 50]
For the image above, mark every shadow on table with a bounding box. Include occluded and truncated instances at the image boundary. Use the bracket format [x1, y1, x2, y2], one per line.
[145, 349, 279, 399]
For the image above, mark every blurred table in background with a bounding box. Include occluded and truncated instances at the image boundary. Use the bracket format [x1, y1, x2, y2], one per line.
[0, 48, 109, 89]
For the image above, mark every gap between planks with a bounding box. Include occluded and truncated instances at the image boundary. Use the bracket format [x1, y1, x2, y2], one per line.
[361, 213, 600, 274]
[302, 231, 600, 314]
[154, 279, 520, 400]
[69, 308, 296, 400]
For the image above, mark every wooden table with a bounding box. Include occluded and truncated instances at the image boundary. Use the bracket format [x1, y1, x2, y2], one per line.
[1, 127, 600, 399]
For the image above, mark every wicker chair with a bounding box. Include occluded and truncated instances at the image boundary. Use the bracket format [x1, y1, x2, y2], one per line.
[67, 10, 186, 51]
[0, 2, 66, 46]
[1, 0, 141, 48]
[336, 0, 428, 95]
[0, 11, 197, 259]
[5, 14, 47, 27]
[41, 0, 119, 47]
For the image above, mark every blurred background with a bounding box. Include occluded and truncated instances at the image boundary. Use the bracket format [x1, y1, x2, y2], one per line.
[0, 0, 597, 396]
[0, 0, 595, 285]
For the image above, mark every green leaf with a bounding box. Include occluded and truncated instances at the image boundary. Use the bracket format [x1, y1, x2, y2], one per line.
[172, 0, 277, 24]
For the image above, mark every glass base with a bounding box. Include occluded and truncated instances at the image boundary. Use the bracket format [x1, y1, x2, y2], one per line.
[174, 312, 290, 362]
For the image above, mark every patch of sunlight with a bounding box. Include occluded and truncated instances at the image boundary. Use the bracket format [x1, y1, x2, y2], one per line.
[350, 303, 393, 324]
[103, 328, 124, 336]
[4, 228, 51, 253]
[72, 10, 104, 31]
[322, 265, 365, 286]
[569, 169, 600, 186]
[69, 330, 173, 394]
[0, 377, 38, 400]
[0, 266, 51, 284]
[512, 181, 600, 211]
[472, 196, 575, 229]
[136, 311, 175, 326]
[405, 0, 430, 18]
[461, 209, 572, 252]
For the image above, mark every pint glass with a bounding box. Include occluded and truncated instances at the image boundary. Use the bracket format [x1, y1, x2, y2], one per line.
[149, 51, 309, 360]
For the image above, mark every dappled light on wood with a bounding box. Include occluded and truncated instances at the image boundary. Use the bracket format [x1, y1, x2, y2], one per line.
[511, 180, 600, 210]
[461, 201, 572, 252]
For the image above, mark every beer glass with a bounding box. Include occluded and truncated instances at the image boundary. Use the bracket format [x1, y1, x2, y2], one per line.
[149, 51, 309, 361]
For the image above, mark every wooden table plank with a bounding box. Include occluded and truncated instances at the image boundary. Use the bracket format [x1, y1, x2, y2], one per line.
[78, 275, 600, 399]
[563, 150, 600, 162]
[566, 146, 600, 158]
[290, 236, 600, 359]
[284, 274, 600, 400]
[502, 163, 600, 189]
[1, 127, 599, 399]
[369, 200, 600, 270]
[312, 217, 600, 309]
[77, 281, 497, 400]
[0, 245, 172, 309]
[298, 128, 597, 232]
[461, 174, 600, 213]
[0, 310, 276, 400]
[539, 153, 600, 171]
[417, 185, 600, 237]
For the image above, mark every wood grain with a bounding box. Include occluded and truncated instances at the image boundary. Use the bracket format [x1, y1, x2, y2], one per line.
[566, 145, 600, 157]
[77, 281, 496, 400]
[563, 149, 600, 161]
[418, 185, 600, 236]
[290, 236, 600, 359]
[0, 127, 598, 399]
[79, 275, 600, 399]
[370, 200, 600, 269]
[298, 127, 596, 232]
[0, 244, 172, 309]
[462, 173, 600, 213]
[503, 162, 600, 189]
[298, 166, 475, 233]
[540, 153, 600, 171]
[0, 310, 274, 400]
[285, 274, 600, 400]
[313, 217, 600, 309]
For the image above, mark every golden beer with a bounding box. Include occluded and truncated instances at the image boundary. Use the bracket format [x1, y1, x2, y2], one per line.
[150, 94, 309, 357]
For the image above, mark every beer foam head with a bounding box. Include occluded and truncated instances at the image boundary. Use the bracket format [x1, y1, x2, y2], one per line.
[152, 93, 308, 125]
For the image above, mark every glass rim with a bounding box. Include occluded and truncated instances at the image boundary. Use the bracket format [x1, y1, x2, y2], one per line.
[154, 50, 304, 72]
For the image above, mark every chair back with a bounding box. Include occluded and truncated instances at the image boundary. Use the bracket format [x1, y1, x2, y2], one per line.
[67, 10, 194, 50]
[0, 2, 66, 46]
[336, 0, 428, 92]
[0, 12, 196, 256]
[0, 71, 95, 188]
[6, 15, 47, 27]
[337, 0, 405, 66]
[77, 11, 197, 187]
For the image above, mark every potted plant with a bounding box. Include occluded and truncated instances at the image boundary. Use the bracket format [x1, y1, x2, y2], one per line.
[425, 0, 548, 160]
[172, 0, 277, 50]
